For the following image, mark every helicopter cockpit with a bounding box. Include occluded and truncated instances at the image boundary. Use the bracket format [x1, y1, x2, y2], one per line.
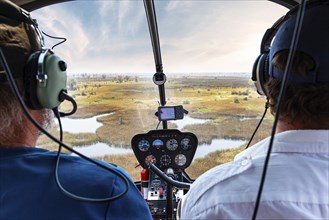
[3, 0, 323, 219]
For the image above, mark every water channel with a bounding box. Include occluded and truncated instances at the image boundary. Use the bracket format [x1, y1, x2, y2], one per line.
[58, 113, 114, 133]
[58, 114, 247, 159]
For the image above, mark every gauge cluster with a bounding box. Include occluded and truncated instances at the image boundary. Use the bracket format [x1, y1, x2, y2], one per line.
[131, 129, 198, 170]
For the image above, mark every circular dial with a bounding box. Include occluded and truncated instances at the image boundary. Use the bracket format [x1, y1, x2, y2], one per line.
[145, 155, 156, 166]
[166, 139, 179, 151]
[151, 179, 161, 189]
[160, 155, 171, 166]
[152, 139, 164, 149]
[175, 154, 187, 166]
[138, 139, 150, 152]
[181, 138, 192, 150]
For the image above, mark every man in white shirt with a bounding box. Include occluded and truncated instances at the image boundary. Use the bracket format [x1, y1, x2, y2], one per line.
[180, 1, 328, 219]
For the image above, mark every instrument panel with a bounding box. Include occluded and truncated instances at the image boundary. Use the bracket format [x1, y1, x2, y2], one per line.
[131, 129, 198, 170]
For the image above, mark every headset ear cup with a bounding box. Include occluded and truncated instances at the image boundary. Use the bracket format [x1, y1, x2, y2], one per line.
[253, 53, 270, 96]
[252, 55, 261, 81]
[36, 53, 67, 109]
[24, 51, 43, 109]
[24, 50, 67, 109]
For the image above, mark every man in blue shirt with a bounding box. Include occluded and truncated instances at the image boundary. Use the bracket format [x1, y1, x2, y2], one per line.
[0, 0, 152, 219]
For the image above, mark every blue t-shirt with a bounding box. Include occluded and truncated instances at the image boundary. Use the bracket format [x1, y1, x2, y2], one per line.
[0, 147, 152, 220]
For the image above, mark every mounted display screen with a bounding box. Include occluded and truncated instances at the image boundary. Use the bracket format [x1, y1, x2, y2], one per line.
[157, 106, 185, 121]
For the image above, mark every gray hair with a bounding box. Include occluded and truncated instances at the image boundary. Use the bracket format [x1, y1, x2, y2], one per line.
[0, 81, 53, 145]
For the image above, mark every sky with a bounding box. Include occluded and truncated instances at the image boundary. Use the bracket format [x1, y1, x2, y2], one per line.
[32, 0, 288, 75]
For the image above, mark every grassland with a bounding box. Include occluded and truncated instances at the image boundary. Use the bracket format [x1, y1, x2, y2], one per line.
[37, 74, 273, 180]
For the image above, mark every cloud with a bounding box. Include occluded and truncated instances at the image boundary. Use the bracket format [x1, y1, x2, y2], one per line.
[32, 3, 90, 65]
[30, 0, 287, 74]
[99, 1, 115, 17]
[155, 1, 287, 73]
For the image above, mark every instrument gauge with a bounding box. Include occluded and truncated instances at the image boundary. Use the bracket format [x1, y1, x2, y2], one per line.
[138, 139, 150, 152]
[151, 179, 161, 189]
[166, 139, 178, 151]
[175, 154, 187, 166]
[145, 155, 156, 166]
[160, 155, 171, 166]
[152, 139, 164, 149]
[180, 138, 192, 150]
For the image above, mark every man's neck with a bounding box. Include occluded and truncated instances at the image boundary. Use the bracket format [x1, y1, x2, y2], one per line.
[0, 127, 38, 147]
[0, 110, 41, 147]
[276, 120, 298, 133]
[276, 118, 328, 133]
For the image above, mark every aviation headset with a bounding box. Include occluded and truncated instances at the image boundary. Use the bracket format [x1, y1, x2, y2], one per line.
[252, 0, 329, 96]
[0, 0, 67, 110]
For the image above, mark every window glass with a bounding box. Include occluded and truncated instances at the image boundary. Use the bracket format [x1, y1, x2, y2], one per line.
[33, 1, 288, 181]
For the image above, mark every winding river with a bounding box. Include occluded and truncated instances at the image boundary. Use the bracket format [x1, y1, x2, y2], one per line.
[58, 114, 246, 159]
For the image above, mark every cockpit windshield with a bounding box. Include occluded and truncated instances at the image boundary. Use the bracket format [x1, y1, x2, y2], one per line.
[32, 0, 288, 181]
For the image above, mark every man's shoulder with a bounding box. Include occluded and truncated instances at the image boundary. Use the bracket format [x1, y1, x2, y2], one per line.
[46, 150, 133, 186]
[192, 157, 253, 189]
[25, 147, 127, 175]
[0, 147, 152, 219]
[9, 147, 134, 192]
[186, 158, 253, 206]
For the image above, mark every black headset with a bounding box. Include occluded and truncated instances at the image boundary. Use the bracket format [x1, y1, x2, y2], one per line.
[0, 0, 67, 110]
[251, 0, 328, 97]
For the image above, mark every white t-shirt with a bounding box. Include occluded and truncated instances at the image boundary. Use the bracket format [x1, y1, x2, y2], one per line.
[181, 130, 329, 220]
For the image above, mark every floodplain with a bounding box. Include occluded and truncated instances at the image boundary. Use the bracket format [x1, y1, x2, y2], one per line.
[38, 74, 273, 180]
